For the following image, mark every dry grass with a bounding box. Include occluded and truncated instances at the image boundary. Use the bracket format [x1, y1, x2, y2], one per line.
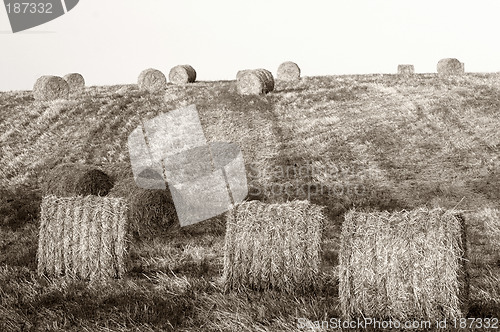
[41, 163, 114, 197]
[169, 65, 196, 84]
[397, 64, 415, 76]
[277, 61, 301, 81]
[37, 195, 128, 281]
[63, 73, 85, 92]
[437, 58, 465, 75]
[222, 200, 325, 294]
[137, 68, 167, 92]
[33, 75, 69, 101]
[340, 207, 469, 321]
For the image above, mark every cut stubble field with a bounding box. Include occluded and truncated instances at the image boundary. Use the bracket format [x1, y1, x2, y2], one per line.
[0, 73, 499, 331]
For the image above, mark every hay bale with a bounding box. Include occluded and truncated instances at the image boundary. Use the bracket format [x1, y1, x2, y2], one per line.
[168, 65, 196, 84]
[108, 177, 178, 237]
[437, 58, 464, 75]
[397, 64, 414, 76]
[137, 68, 167, 92]
[277, 61, 301, 81]
[63, 73, 85, 92]
[222, 200, 324, 293]
[465, 208, 500, 264]
[37, 195, 128, 281]
[479, 208, 499, 252]
[339, 208, 469, 322]
[42, 163, 114, 197]
[33, 75, 70, 101]
[257, 68, 274, 92]
[236, 68, 274, 95]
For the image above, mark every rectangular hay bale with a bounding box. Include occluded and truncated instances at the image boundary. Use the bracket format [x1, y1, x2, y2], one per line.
[222, 200, 325, 294]
[397, 64, 415, 76]
[339, 208, 469, 322]
[37, 195, 128, 281]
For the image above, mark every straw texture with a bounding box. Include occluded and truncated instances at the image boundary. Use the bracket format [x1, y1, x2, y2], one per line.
[339, 208, 469, 322]
[33, 75, 70, 101]
[222, 200, 324, 294]
[168, 65, 196, 84]
[37, 195, 128, 281]
[137, 68, 167, 92]
[277, 61, 301, 81]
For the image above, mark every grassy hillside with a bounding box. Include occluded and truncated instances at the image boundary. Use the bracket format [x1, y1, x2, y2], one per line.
[0, 73, 499, 331]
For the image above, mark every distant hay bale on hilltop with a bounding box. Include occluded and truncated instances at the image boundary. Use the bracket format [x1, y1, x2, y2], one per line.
[169, 65, 196, 84]
[137, 68, 167, 92]
[437, 58, 464, 75]
[397, 64, 414, 76]
[222, 200, 324, 293]
[236, 68, 274, 95]
[277, 61, 301, 81]
[42, 163, 114, 197]
[33, 75, 70, 101]
[339, 208, 469, 322]
[108, 176, 178, 238]
[63, 73, 85, 92]
[37, 195, 128, 281]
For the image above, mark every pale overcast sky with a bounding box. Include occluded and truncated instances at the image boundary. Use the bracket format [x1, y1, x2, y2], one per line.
[1, 0, 499, 91]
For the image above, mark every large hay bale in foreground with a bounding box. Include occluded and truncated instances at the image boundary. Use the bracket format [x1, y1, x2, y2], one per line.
[340, 208, 469, 321]
[236, 68, 274, 95]
[277, 61, 301, 81]
[33, 75, 70, 101]
[42, 163, 114, 197]
[169, 65, 196, 84]
[37, 195, 128, 281]
[108, 177, 178, 237]
[137, 68, 167, 92]
[437, 58, 464, 75]
[222, 200, 324, 293]
[397, 64, 414, 76]
[63, 73, 85, 92]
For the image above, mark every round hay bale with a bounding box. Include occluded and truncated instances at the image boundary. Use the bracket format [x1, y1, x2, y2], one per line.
[42, 163, 114, 197]
[236, 69, 274, 95]
[137, 68, 167, 92]
[63, 73, 85, 92]
[397, 64, 414, 76]
[437, 58, 464, 75]
[108, 177, 178, 237]
[236, 70, 267, 95]
[33, 76, 70, 101]
[277, 61, 301, 81]
[256, 68, 274, 92]
[169, 65, 196, 84]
